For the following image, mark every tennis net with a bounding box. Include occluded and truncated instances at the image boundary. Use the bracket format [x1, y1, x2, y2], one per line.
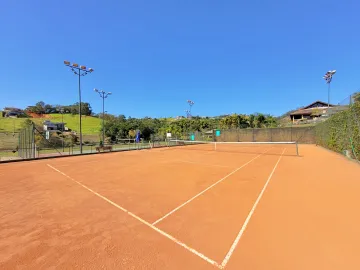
[167, 139, 299, 156]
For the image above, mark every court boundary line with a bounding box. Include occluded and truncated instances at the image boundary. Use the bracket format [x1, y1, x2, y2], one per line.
[46, 164, 222, 269]
[220, 148, 286, 268]
[152, 148, 273, 226]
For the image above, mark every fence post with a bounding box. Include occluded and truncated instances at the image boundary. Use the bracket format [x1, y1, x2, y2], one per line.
[252, 128, 255, 142]
[32, 123, 35, 158]
[18, 130, 21, 158]
[24, 129, 27, 158]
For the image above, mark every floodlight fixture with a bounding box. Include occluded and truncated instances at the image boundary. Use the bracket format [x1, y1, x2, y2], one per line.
[63, 60, 94, 153]
[323, 69, 336, 108]
[94, 89, 112, 144]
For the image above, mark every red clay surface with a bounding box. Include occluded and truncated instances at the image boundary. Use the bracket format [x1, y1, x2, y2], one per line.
[1, 144, 360, 269]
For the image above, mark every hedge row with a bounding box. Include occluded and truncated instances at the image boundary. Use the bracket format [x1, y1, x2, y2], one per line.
[315, 103, 360, 161]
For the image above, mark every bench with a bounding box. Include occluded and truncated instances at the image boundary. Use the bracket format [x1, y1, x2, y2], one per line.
[95, 145, 113, 152]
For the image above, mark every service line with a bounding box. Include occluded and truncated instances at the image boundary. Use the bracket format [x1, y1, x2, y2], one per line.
[152, 148, 273, 225]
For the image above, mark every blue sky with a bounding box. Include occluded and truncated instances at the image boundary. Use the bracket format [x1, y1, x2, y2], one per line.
[0, 0, 359, 118]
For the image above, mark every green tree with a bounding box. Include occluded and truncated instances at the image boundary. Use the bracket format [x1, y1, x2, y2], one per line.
[35, 101, 46, 114]
[248, 114, 255, 128]
[25, 106, 38, 113]
[254, 113, 266, 128]
[264, 115, 278, 127]
[128, 129, 136, 138]
[21, 119, 33, 128]
[353, 92, 360, 104]
[44, 104, 54, 113]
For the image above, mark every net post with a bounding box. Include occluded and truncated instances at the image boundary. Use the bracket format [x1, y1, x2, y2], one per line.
[214, 142, 217, 151]
[296, 141, 299, 156]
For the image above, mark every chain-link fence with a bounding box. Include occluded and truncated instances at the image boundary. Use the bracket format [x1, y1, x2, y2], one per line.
[215, 126, 315, 143]
[315, 93, 360, 161]
[18, 123, 36, 159]
[0, 122, 155, 162]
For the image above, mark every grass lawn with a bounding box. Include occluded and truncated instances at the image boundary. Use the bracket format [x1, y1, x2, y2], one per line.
[0, 114, 101, 134]
[0, 132, 18, 149]
[47, 114, 101, 134]
[0, 118, 25, 132]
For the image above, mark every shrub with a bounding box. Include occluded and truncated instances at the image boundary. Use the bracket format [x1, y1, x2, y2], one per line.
[315, 103, 360, 160]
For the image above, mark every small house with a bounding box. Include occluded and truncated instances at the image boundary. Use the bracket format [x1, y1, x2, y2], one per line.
[43, 120, 66, 131]
[289, 101, 335, 123]
[2, 107, 24, 118]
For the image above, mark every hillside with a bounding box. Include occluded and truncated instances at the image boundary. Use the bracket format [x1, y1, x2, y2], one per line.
[0, 114, 102, 134]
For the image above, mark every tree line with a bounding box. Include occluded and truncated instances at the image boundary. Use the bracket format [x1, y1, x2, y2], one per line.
[20, 101, 282, 142]
[103, 113, 279, 141]
[25, 101, 92, 116]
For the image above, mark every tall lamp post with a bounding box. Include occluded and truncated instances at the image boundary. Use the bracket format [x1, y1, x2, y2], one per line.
[323, 70, 336, 108]
[94, 89, 112, 145]
[186, 100, 195, 118]
[60, 108, 64, 152]
[64, 60, 94, 154]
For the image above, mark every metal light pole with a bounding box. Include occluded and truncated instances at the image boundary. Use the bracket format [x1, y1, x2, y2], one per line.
[323, 70, 336, 108]
[64, 60, 94, 154]
[186, 100, 195, 118]
[60, 108, 65, 152]
[94, 89, 112, 145]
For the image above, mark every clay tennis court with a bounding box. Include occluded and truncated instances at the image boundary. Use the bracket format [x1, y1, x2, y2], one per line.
[1, 143, 360, 269]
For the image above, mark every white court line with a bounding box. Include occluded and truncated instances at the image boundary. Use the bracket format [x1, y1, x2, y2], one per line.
[152, 148, 273, 226]
[220, 148, 286, 269]
[46, 164, 221, 269]
[176, 160, 234, 168]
